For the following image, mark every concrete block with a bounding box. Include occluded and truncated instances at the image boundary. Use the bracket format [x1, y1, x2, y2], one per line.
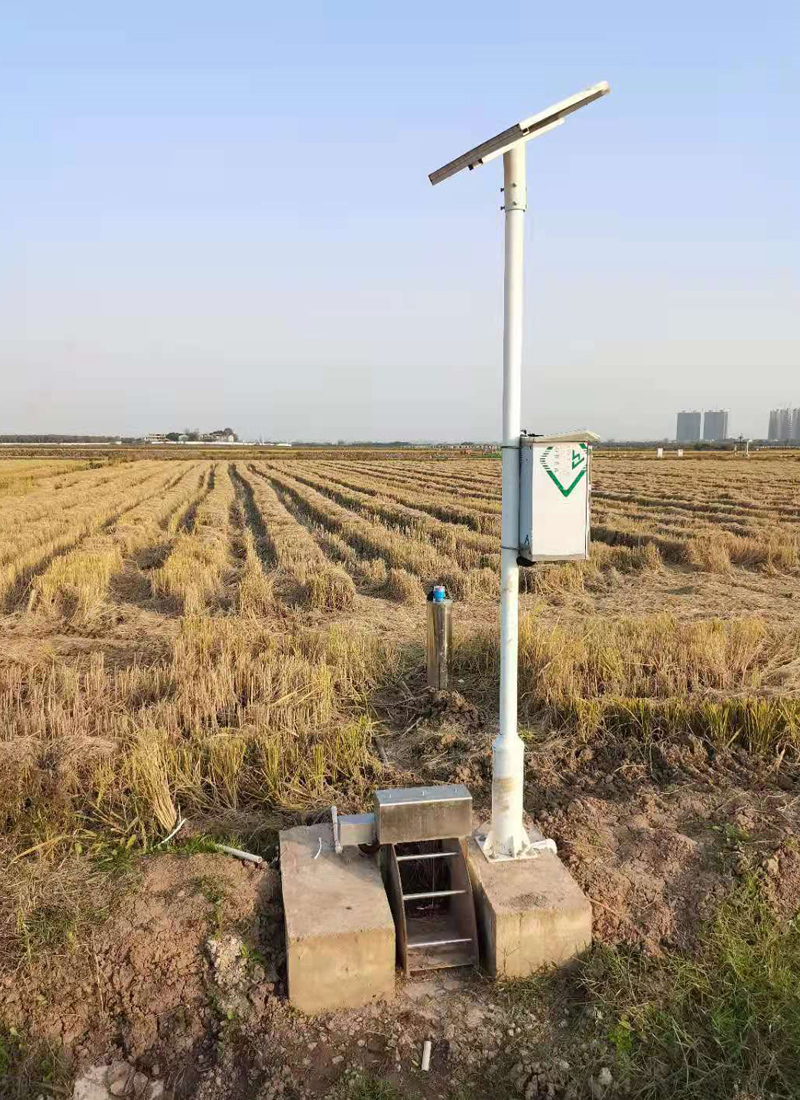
[466, 837, 592, 978]
[280, 823, 395, 1014]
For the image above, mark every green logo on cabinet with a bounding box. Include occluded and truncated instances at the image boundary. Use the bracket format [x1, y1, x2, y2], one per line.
[539, 444, 587, 498]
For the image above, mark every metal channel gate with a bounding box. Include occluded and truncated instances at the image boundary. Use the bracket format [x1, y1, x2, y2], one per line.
[386, 837, 478, 976]
[333, 784, 480, 976]
[377, 786, 478, 977]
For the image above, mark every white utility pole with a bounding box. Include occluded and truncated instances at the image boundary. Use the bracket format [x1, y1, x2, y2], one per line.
[429, 82, 610, 860]
[491, 141, 528, 857]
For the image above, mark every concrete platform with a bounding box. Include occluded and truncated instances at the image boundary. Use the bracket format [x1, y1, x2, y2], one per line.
[280, 823, 395, 1014]
[466, 837, 592, 978]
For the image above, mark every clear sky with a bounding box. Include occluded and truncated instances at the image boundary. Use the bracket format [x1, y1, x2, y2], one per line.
[1, 2, 797, 441]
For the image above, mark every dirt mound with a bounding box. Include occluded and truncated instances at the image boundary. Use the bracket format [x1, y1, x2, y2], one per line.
[418, 688, 483, 729]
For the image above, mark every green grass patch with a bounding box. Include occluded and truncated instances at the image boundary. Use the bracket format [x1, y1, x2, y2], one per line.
[580, 877, 800, 1098]
[191, 874, 228, 934]
[341, 1073, 407, 1100]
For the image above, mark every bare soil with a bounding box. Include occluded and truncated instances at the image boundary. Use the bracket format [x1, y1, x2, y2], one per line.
[0, 850, 629, 1100]
[5, 771, 796, 1100]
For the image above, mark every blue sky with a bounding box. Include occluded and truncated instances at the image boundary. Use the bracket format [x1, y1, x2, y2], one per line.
[1, 2, 797, 440]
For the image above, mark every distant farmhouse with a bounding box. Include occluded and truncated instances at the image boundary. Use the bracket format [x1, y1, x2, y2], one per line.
[144, 427, 238, 444]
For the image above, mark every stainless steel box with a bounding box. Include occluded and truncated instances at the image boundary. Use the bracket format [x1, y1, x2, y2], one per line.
[374, 784, 472, 844]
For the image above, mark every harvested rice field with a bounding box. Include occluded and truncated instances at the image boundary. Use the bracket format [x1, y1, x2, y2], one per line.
[2, 449, 800, 1100]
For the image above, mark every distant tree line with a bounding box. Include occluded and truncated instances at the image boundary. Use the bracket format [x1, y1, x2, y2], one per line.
[0, 434, 135, 443]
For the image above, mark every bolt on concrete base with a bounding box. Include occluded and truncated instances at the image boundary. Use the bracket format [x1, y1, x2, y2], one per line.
[280, 823, 396, 1014]
[466, 835, 592, 978]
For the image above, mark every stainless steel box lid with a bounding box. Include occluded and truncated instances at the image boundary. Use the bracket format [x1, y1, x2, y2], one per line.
[374, 784, 472, 844]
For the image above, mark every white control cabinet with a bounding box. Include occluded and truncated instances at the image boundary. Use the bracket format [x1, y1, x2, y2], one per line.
[518, 431, 598, 563]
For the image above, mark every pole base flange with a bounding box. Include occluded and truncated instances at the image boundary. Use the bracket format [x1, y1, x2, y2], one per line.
[475, 830, 557, 863]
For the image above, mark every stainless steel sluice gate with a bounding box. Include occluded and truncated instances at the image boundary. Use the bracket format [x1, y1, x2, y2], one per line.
[332, 784, 479, 977]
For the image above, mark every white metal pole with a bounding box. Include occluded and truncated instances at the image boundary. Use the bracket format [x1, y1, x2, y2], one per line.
[484, 142, 531, 860]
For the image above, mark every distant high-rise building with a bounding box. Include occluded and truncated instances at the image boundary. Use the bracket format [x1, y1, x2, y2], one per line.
[771, 407, 794, 441]
[702, 409, 729, 441]
[767, 408, 800, 441]
[676, 411, 701, 442]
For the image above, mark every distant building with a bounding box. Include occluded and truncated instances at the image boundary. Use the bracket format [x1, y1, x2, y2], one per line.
[769, 408, 795, 441]
[676, 411, 701, 443]
[207, 428, 237, 443]
[145, 433, 167, 444]
[702, 409, 729, 441]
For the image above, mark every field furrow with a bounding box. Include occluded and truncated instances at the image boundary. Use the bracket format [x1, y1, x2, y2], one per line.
[27, 463, 214, 623]
[261, 463, 498, 566]
[0, 463, 196, 609]
[256, 463, 491, 598]
[0, 461, 167, 564]
[315, 462, 501, 529]
[325, 459, 503, 506]
[234, 466, 356, 610]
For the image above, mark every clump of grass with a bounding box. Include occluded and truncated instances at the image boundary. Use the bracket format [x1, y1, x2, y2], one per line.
[465, 565, 500, 597]
[0, 1024, 69, 1100]
[385, 566, 424, 603]
[303, 565, 356, 611]
[21, 463, 208, 622]
[454, 613, 800, 757]
[358, 557, 389, 588]
[568, 694, 800, 757]
[153, 534, 225, 612]
[725, 533, 798, 571]
[192, 873, 228, 934]
[457, 613, 777, 703]
[28, 536, 123, 625]
[237, 550, 274, 615]
[579, 877, 800, 1099]
[686, 535, 732, 573]
[231, 507, 275, 616]
[152, 468, 235, 612]
[521, 561, 588, 596]
[338, 1073, 405, 1100]
[592, 540, 663, 574]
[261, 464, 467, 589]
[0, 617, 397, 852]
[0, 848, 129, 973]
[237, 468, 356, 610]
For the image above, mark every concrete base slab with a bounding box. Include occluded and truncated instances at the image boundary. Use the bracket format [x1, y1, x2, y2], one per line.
[466, 836, 592, 978]
[280, 823, 395, 1014]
